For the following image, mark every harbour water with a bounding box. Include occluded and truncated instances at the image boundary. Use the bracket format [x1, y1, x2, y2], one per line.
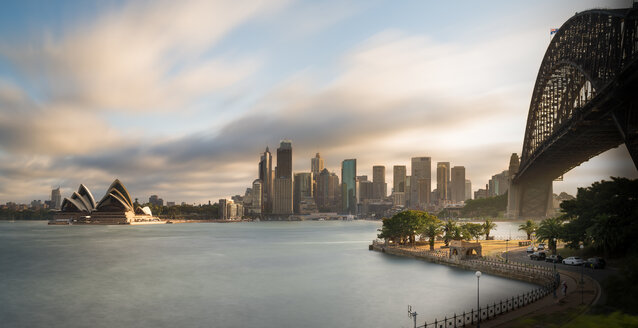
[0, 221, 536, 328]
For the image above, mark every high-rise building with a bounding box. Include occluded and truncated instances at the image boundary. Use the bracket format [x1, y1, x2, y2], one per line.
[341, 159, 357, 214]
[451, 166, 466, 203]
[436, 162, 450, 203]
[311, 153, 324, 177]
[465, 179, 472, 201]
[51, 187, 61, 210]
[275, 140, 292, 179]
[218, 199, 229, 220]
[393, 165, 406, 193]
[372, 165, 387, 200]
[248, 179, 262, 216]
[488, 170, 509, 197]
[293, 172, 313, 214]
[273, 140, 293, 215]
[411, 157, 431, 208]
[358, 180, 373, 202]
[316, 168, 339, 212]
[259, 147, 273, 214]
[149, 195, 164, 206]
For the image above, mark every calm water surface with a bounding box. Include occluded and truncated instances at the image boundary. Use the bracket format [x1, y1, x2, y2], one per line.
[0, 221, 536, 328]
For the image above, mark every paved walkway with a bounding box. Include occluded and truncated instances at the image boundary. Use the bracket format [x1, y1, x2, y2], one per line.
[474, 269, 599, 327]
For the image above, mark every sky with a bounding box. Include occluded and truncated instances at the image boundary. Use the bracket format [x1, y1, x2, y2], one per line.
[0, 0, 636, 204]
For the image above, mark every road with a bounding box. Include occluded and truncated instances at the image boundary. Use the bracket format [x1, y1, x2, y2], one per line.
[504, 248, 618, 305]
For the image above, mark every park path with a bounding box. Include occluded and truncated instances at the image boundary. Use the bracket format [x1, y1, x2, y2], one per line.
[478, 269, 599, 327]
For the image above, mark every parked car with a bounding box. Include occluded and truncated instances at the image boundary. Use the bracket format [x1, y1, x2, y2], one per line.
[545, 254, 563, 263]
[586, 257, 606, 269]
[529, 251, 546, 261]
[562, 256, 585, 265]
[526, 245, 537, 253]
[537, 243, 546, 250]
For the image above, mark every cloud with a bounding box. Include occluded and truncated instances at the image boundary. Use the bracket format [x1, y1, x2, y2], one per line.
[14, 29, 544, 202]
[1, 1, 635, 204]
[0, 0, 281, 112]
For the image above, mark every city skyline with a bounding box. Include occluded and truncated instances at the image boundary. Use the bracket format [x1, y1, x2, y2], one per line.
[1, 0, 636, 204]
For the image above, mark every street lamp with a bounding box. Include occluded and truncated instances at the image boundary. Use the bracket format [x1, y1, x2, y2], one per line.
[505, 238, 510, 263]
[476, 271, 482, 328]
[580, 244, 585, 305]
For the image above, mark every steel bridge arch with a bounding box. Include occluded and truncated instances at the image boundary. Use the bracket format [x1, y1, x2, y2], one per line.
[509, 6, 638, 218]
[517, 7, 638, 181]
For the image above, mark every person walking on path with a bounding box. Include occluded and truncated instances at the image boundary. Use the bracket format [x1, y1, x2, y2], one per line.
[561, 281, 568, 297]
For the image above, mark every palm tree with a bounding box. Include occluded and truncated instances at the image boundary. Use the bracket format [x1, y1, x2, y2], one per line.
[483, 219, 497, 240]
[518, 220, 538, 240]
[421, 218, 444, 250]
[443, 220, 461, 246]
[536, 217, 563, 254]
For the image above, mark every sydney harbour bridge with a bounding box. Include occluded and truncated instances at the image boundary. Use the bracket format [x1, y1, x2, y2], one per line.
[508, 6, 638, 218]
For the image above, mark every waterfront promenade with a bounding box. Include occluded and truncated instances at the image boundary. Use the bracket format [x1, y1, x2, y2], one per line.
[370, 241, 600, 327]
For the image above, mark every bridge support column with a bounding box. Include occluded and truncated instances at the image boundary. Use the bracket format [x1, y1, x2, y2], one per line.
[510, 179, 553, 219]
[611, 99, 638, 171]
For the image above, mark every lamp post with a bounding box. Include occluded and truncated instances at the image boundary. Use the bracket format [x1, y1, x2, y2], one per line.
[476, 271, 482, 328]
[505, 238, 510, 263]
[580, 244, 585, 305]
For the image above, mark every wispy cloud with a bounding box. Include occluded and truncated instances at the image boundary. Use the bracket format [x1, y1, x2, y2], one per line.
[0, 0, 634, 203]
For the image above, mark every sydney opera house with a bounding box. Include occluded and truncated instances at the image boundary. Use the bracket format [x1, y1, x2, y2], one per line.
[51, 179, 160, 225]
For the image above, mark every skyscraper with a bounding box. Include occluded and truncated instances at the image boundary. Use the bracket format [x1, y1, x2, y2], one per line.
[259, 147, 273, 214]
[410, 157, 431, 208]
[275, 140, 292, 179]
[372, 165, 386, 200]
[393, 165, 406, 193]
[51, 187, 61, 210]
[451, 166, 466, 203]
[273, 140, 293, 215]
[436, 162, 450, 203]
[465, 179, 472, 201]
[293, 172, 313, 214]
[341, 159, 357, 214]
[311, 153, 324, 177]
[316, 168, 339, 212]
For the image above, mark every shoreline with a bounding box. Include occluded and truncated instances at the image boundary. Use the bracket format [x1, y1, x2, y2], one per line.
[370, 242, 600, 327]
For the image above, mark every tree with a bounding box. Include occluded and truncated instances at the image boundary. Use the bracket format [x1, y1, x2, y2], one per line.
[460, 193, 508, 218]
[518, 220, 537, 240]
[462, 223, 484, 242]
[378, 210, 428, 245]
[420, 216, 443, 250]
[483, 219, 497, 240]
[443, 220, 462, 246]
[536, 217, 563, 255]
[560, 177, 638, 258]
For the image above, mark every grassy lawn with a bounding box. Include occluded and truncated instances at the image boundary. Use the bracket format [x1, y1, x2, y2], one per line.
[508, 306, 586, 328]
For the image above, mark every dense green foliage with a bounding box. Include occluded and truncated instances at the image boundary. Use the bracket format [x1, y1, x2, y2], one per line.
[378, 210, 440, 245]
[0, 208, 53, 220]
[559, 177, 638, 258]
[518, 220, 537, 240]
[460, 193, 508, 218]
[461, 223, 484, 241]
[141, 203, 220, 219]
[535, 217, 562, 254]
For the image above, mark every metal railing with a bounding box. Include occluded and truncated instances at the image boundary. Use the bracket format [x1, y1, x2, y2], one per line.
[416, 284, 552, 328]
[371, 241, 557, 327]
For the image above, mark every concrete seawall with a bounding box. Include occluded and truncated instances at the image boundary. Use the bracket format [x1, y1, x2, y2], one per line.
[370, 243, 554, 287]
